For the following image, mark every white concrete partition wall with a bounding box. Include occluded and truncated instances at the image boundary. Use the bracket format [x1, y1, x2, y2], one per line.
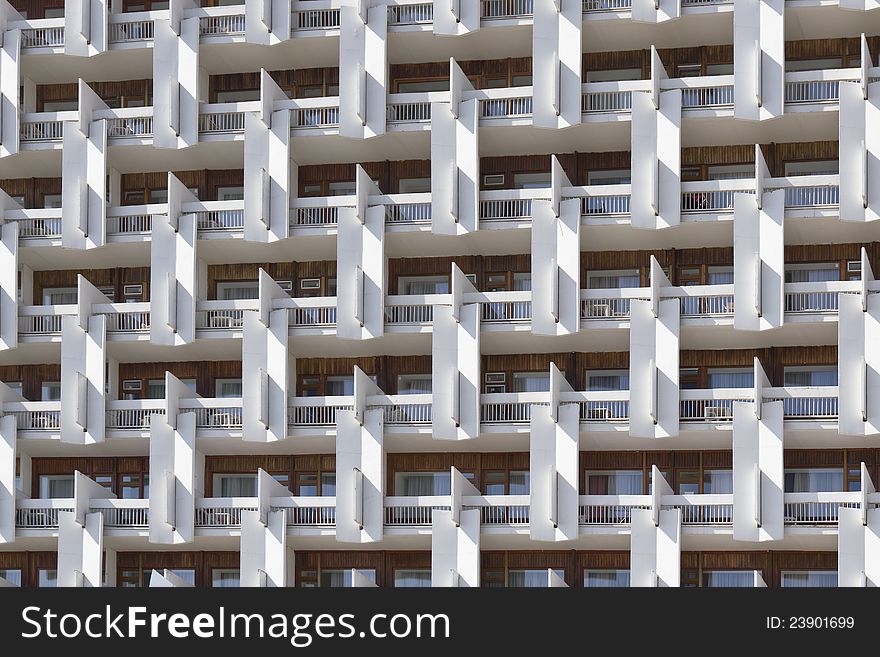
[57, 472, 114, 587]
[153, 15, 201, 149]
[838, 269, 880, 436]
[631, 54, 681, 230]
[529, 394, 579, 542]
[431, 60, 479, 235]
[839, 62, 879, 222]
[629, 261, 680, 438]
[433, 0, 479, 34]
[245, 0, 290, 44]
[64, 0, 107, 56]
[0, 28, 20, 158]
[61, 81, 108, 250]
[148, 374, 197, 544]
[336, 168, 385, 340]
[243, 71, 290, 242]
[733, 0, 785, 121]
[733, 189, 784, 330]
[338, 0, 387, 139]
[60, 277, 108, 445]
[838, 0, 879, 14]
[336, 407, 384, 543]
[431, 509, 480, 587]
[150, 174, 199, 345]
[532, 0, 582, 128]
[0, 216, 18, 350]
[242, 271, 289, 442]
[732, 400, 784, 541]
[838, 465, 880, 586]
[531, 196, 580, 336]
[432, 265, 480, 440]
[630, 469, 681, 587]
[632, 0, 680, 22]
[149, 569, 195, 587]
[239, 470, 289, 586]
[0, 381, 21, 544]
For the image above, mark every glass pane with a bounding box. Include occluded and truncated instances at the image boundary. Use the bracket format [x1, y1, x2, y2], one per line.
[586, 370, 629, 391]
[217, 282, 259, 300]
[169, 569, 196, 586]
[508, 569, 561, 588]
[784, 263, 839, 283]
[212, 569, 240, 587]
[395, 472, 451, 496]
[394, 569, 432, 588]
[703, 469, 733, 494]
[584, 569, 630, 587]
[586, 470, 642, 495]
[216, 474, 257, 497]
[677, 470, 699, 495]
[512, 372, 550, 392]
[321, 472, 336, 496]
[585, 68, 642, 83]
[298, 473, 318, 497]
[215, 378, 243, 397]
[784, 468, 844, 493]
[146, 379, 165, 399]
[38, 569, 57, 587]
[325, 376, 354, 396]
[320, 569, 376, 587]
[513, 172, 550, 189]
[40, 475, 74, 498]
[509, 471, 530, 495]
[702, 571, 754, 587]
[397, 374, 432, 394]
[707, 368, 754, 389]
[398, 275, 448, 295]
[781, 571, 838, 587]
[587, 269, 640, 289]
[396, 79, 449, 93]
[0, 569, 22, 586]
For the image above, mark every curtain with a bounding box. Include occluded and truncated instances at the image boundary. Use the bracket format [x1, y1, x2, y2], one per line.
[400, 277, 448, 295]
[219, 284, 259, 300]
[588, 373, 629, 391]
[321, 569, 376, 587]
[703, 469, 733, 494]
[587, 471, 642, 495]
[784, 469, 843, 493]
[784, 369, 838, 386]
[703, 571, 754, 588]
[38, 570, 57, 587]
[394, 570, 432, 588]
[509, 471, 530, 495]
[212, 570, 240, 588]
[219, 475, 257, 497]
[396, 472, 450, 496]
[0, 569, 22, 586]
[513, 274, 532, 291]
[325, 377, 354, 395]
[785, 266, 839, 283]
[588, 272, 640, 289]
[512, 373, 550, 392]
[146, 381, 165, 399]
[216, 380, 243, 398]
[708, 268, 734, 284]
[584, 571, 630, 588]
[398, 376, 432, 394]
[781, 572, 838, 588]
[42, 476, 74, 499]
[708, 369, 754, 389]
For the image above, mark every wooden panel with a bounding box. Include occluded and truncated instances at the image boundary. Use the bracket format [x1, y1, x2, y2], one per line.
[206, 262, 295, 299]
[578, 550, 630, 570]
[784, 449, 844, 467]
[0, 364, 60, 401]
[117, 361, 241, 398]
[0, 551, 57, 587]
[386, 452, 529, 491]
[767, 551, 837, 588]
[30, 456, 149, 498]
[33, 267, 150, 305]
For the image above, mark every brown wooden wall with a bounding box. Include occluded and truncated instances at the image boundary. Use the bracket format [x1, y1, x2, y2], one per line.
[117, 361, 242, 398]
[294, 551, 431, 587]
[386, 453, 530, 493]
[209, 67, 339, 101]
[36, 79, 153, 111]
[203, 454, 336, 496]
[296, 356, 431, 394]
[205, 261, 339, 299]
[116, 551, 238, 588]
[10, 0, 64, 19]
[298, 160, 430, 195]
[0, 364, 59, 401]
[390, 57, 532, 91]
[120, 170, 242, 204]
[0, 552, 57, 587]
[29, 456, 149, 498]
[33, 267, 151, 304]
[0, 177, 61, 208]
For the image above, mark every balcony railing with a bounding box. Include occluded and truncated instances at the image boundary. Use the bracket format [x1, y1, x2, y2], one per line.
[90, 499, 150, 528]
[783, 492, 859, 525]
[766, 174, 840, 209]
[579, 495, 651, 525]
[480, 291, 532, 322]
[198, 107, 247, 134]
[480, 392, 548, 424]
[198, 7, 246, 36]
[581, 81, 644, 114]
[784, 69, 858, 104]
[372, 394, 434, 424]
[18, 19, 65, 48]
[15, 499, 74, 529]
[106, 207, 158, 235]
[675, 75, 735, 109]
[195, 303, 250, 330]
[481, 0, 534, 18]
[7, 210, 63, 239]
[290, 98, 340, 128]
[386, 96, 432, 123]
[195, 498, 256, 527]
[388, 2, 434, 24]
[479, 91, 533, 119]
[681, 180, 754, 213]
[20, 112, 70, 142]
[106, 112, 153, 138]
[680, 389, 753, 422]
[575, 185, 632, 217]
[272, 497, 337, 527]
[764, 386, 838, 420]
[291, 4, 341, 31]
[466, 495, 530, 526]
[18, 305, 71, 335]
[583, 0, 632, 10]
[182, 398, 244, 429]
[664, 494, 734, 525]
[384, 296, 435, 324]
[580, 288, 649, 320]
[382, 194, 432, 224]
[678, 284, 736, 317]
[574, 393, 630, 421]
[384, 496, 451, 526]
[6, 402, 61, 431]
[105, 400, 165, 430]
[193, 200, 245, 230]
[289, 397, 354, 427]
[480, 189, 548, 221]
[286, 299, 338, 327]
[101, 303, 152, 332]
[108, 12, 156, 43]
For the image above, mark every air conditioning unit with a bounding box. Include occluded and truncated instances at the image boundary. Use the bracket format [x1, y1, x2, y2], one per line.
[483, 174, 505, 186]
[485, 372, 506, 384]
[485, 384, 506, 394]
[704, 405, 729, 420]
[587, 407, 610, 420]
[591, 303, 612, 317]
[276, 280, 294, 292]
[300, 278, 321, 290]
[123, 284, 143, 297]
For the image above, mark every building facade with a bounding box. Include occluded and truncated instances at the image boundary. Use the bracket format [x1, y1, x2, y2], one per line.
[0, 0, 877, 588]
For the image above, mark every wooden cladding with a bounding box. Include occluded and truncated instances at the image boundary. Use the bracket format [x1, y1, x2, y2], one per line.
[387, 254, 530, 293]
[0, 177, 61, 209]
[0, 551, 57, 587]
[294, 551, 431, 587]
[205, 261, 338, 299]
[0, 364, 59, 401]
[33, 267, 150, 304]
[120, 169, 242, 205]
[116, 551, 238, 588]
[204, 454, 336, 496]
[117, 361, 241, 398]
[296, 356, 431, 394]
[29, 456, 149, 499]
[298, 160, 430, 196]
[391, 57, 532, 91]
[580, 450, 733, 494]
[36, 79, 153, 111]
[10, 0, 64, 19]
[386, 453, 529, 493]
[209, 67, 339, 102]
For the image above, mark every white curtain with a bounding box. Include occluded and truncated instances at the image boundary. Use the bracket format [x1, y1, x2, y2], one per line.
[508, 569, 562, 588]
[703, 469, 733, 494]
[584, 570, 630, 588]
[325, 377, 354, 396]
[587, 471, 643, 495]
[703, 571, 754, 588]
[512, 373, 550, 393]
[784, 469, 843, 493]
[216, 380, 243, 398]
[396, 472, 450, 496]
[784, 370, 837, 387]
[588, 373, 629, 391]
[0, 569, 22, 586]
[219, 284, 259, 300]
[588, 272, 640, 289]
[212, 570, 240, 588]
[394, 570, 432, 588]
[781, 571, 838, 588]
[219, 475, 257, 497]
[41, 475, 74, 499]
[509, 471, 530, 495]
[708, 369, 754, 389]
[785, 266, 839, 283]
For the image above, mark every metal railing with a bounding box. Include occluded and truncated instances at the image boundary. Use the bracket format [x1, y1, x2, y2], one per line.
[481, 0, 534, 17]
[579, 400, 629, 421]
[103, 307, 151, 332]
[21, 27, 64, 48]
[480, 198, 532, 221]
[289, 400, 354, 426]
[195, 502, 256, 527]
[107, 116, 153, 138]
[109, 20, 155, 43]
[199, 111, 246, 134]
[481, 401, 543, 423]
[387, 102, 431, 123]
[481, 300, 532, 322]
[292, 8, 340, 30]
[388, 2, 434, 24]
[290, 105, 339, 128]
[292, 206, 339, 226]
[276, 499, 337, 527]
[681, 189, 745, 212]
[196, 309, 246, 329]
[385, 202, 431, 224]
[192, 405, 244, 429]
[579, 496, 651, 525]
[785, 291, 839, 312]
[763, 387, 838, 419]
[16, 503, 72, 529]
[107, 214, 154, 235]
[469, 497, 530, 525]
[784, 80, 840, 103]
[783, 493, 859, 525]
[384, 303, 433, 324]
[289, 305, 337, 327]
[665, 495, 734, 525]
[679, 293, 736, 316]
[379, 401, 433, 424]
[681, 85, 734, 108]
[195, 208, 245, 230]
[384, 498, 451, 526]
[581, 194, 631, 216]
[20, 120, 64, 142]
[582, 90, 633, 113]
[680, 396, 751, 422]
[580, 297, 638, 319]
[18, 312, 65, 334]
[583, 0, 632, 10]
[92, 500, 150, 528]
[199, 14, 246, 36]
[480, 96, 533, 118]
[105, 405, 165, 430]
[782, 185, 839, 208]
[9, 406, 61, 431]
[15, 217, 62, 238]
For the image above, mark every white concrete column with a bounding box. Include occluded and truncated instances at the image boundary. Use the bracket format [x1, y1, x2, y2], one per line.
[432, 265, 480, 440]
[0, 28, 20, 158]
[243, 71, 290, 242]
[431, 509, 480, 587]
[338, 0, 387, 139]
[529, 393, 579, 542]
[336, 168, 385, 340]
[153, 15, 201, 149]
[838, 465, 880, 586]
[57, 472, 113, 587]
[631, 49, 681, 230]
[532, 0, 581, 128]
[631, 468, 680, 587]
[62, 81, 108, 250]
[242, 272, 289, 442]
[240, 470, 289, 586]
[629, 259, 679, 438]
[0, 217, 18, 350]
[632, 0, 680, 22]
[150, 174, 199, 346]
[431, 60, 479, 235]
[149, 569, 195, 587]
[733, 395, 784, 542]
[335, 406, 384, 543]
[838, 256, 880, 436]
[60, 277, 108, 445]
[839, 40, 879, 222]
[148, 375, 197, 544]
[734, 0, 785, 121]
[64, 0, 108, 56]
[433, 0, 479, 34]
[0, 392, 18, 543]
[733, 189, 784, 330]
[245, 0, 290, 44]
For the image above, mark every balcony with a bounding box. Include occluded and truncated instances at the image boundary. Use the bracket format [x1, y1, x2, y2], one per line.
[291, 1, 341, 32]
[90, 498, 150, 528]
[383, 494, 529, 528]
[271, 496, 337, 527]
[783, 492, 859, 526]
[5, 401, 61, 431]
[108, 11, 157, 44]
[194, 497, 257, 528]
[579, 494, 735, 526]
[481, 0, 534, 19]
[105, 400, 166, 430]
[15, 499, 73, 529]
[198, 6, 246, 38]
[5, 209, 63, 239]
[387, 2, 434, 25]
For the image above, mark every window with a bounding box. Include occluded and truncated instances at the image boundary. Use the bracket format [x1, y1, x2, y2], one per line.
[398, 177, 431, 193]
[584, 570, 630, 587]
[398, 275, 448, 295]
[217, 281, 259, 300]
[511, 75, 532, 87]
[513, 272, 531, 291]
[780, 571, 838, 587]
[0, 569, 21, 586]
[120, 474, 145, 499]
[325, 375, 354, 396]
[38, 569, 57, 587]
[5, 381, 22, 397]
[328, 181, 356, 196]
[784, 468, 843, 493]
[706, 63, 734, 76]
[397, 374, 432, 394]
[213, 473, 257, 497]
[708, 266, 734, 284]
[707, 368, 754, 389]
[395, 471, 451, 496]
[42, 193, 63, 209]
[676, 63, 702, 78]
[587, 269, 640, 289]
[507, 569, 562, 587]
[513, 172, 551, 189]
[708, 164, 753, 180]
[168, 569, 196, 585]
[785, 58, 842, 72]
[396, 79, 449, 93]
[585, 68, 642, 83]
[215, 378, 243, 398]
[703, 469, 733, 494]
[585, 470, 643, 495]
[212, 569, 240, 587]
[394, 569, 432, 588]
[677, 470, 700, 495]
[784, 160, 838, 176]
[586, 370, 629, 391]
[216, 89, 260, 103]
[512, 371, 550, 392]
[43, 100, 78, 111]
[216, 185, 244, 201]
[784, 262, 839, 283]
[320, 569, 376, 587]
[587, 169, 631, 185]
[783, 366, 837, 387]
[702, 571, 755, 587]
[41, 381, 61, 401]
[43, 287, 77, 305]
